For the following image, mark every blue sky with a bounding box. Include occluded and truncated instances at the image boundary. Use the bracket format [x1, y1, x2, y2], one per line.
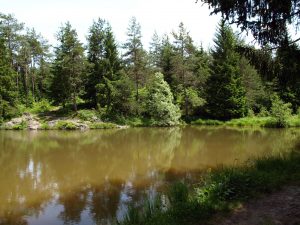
[2, 0, 224, 49]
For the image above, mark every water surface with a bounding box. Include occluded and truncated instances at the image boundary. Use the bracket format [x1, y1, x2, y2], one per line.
[0, 126, 299, 225]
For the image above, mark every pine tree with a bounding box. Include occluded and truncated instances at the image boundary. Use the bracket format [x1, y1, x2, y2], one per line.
[0, 37, 17, 120]
[122, 17, 148, 102]
[51, 22, 86, 111]
[206, 21, 246, 120]
[149, 31, 162, 71]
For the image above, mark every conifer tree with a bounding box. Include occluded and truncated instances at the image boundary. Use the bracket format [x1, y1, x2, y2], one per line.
[0, 37, 17, 120]
[123, 17, 148, 102]
[51, 22, 86, 111]
[206, 21, 246, 120]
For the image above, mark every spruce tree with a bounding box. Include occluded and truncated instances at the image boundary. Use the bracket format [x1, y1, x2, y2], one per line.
[51, 22, 85, 111]
[206, 22, 246, 120]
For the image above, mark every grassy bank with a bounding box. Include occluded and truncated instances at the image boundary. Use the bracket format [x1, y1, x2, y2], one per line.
[192, 116, 300, 128]
[118, 151, 300, 225]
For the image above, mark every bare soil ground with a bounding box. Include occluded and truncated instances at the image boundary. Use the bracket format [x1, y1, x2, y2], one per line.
[210, 185, 300, 225]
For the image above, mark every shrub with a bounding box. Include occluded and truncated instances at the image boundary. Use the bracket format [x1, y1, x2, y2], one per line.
[30, 99, 53, 114]
[77, 109, 99, 122]
[55, 121, 77, 130]
[270, 94, 292, 127]
[89, 122, 117, 129]
[145, 72, 181, 126]
[12, 120, 28, 130]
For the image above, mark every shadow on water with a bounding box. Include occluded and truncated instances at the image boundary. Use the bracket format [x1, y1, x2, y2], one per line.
[0, 126, 299, 225]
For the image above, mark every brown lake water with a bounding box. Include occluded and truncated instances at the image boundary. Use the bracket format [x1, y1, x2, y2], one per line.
[0, 126, 299, 225]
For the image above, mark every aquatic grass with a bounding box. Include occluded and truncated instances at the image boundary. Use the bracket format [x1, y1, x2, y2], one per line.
[118, 151, 300, 225]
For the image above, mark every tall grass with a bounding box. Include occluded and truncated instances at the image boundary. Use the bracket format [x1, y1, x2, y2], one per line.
[117, 151, 300, 225]
[192, 116, 300, 128]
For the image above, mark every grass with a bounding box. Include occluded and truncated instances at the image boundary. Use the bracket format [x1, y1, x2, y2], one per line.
[117, 151, 300, 225]
[55, 120, 77, 130]
[89, 122, 117, 129]
[192, 116, 300, 128]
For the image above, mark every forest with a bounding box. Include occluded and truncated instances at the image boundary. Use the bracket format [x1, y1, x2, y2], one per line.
[1, 12, 300, 127]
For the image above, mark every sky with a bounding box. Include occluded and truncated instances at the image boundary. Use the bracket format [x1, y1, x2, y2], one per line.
[1, 0, 225, 50]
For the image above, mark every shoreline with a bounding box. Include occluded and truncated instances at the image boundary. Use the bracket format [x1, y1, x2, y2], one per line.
[1, 113, 300, 130]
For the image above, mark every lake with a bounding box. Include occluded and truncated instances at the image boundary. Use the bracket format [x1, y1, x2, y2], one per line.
[0, 126, 299, 225]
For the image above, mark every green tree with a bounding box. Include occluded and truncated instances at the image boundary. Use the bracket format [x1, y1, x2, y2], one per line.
[146, 72, 181, 126]
[275, 36, 300, 111]
[206, 21, 246, 120]
[85, 18, 107, 107]
[95, 23, 124, 115]
[198, 0, 300, 45]
[171, 23, 207, 118]
[86, 19, 126, 117]
[122, 17, 148, 102]
[149, 31, 162, 71]
[51, 22, 86, 111]
[0, 37, 17, 120]
[270, 94, 292, 127]
[239, 57, 266, 112]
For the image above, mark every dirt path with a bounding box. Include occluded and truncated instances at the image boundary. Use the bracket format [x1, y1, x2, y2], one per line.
[210, 186, 300, 225]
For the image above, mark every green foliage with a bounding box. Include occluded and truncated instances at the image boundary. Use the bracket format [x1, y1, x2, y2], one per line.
[257, 106, 270, 117]
[55, 121, 77, 130]
[119, 152, 300, 225]
[51, 22, 86, 111]
[270, 94, 292, 127]
[89, 122, 117, 129]
[276, 38, 300, 111]
[239, 57, 266, 112]
[0, 36, 18, 120]
[12, 120, 28, 130]
[77, 109, 99, 122]
[40, 122, 51, 130]
[30, 99, 54, 114]
[206, 22, 247, 120]
[145, 72, 181, 126]
[198, 0, 300, 45]
[123, 17, 148, 102]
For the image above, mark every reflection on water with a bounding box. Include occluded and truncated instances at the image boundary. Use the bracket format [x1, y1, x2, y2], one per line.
[0, 127, 299, 225]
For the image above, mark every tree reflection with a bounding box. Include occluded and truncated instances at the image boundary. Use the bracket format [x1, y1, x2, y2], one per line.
[0, 127, 299, 224]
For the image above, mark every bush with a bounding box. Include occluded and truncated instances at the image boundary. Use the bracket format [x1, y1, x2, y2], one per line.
[12, 120, 28, 130]
[145, 72, 181, 126]
[55, 121, 77, 130]
[77, 109, 99, 122]
[89, 122, 117, 129]
[30, 99, 53, 114]
[270, 94, 292, 127]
